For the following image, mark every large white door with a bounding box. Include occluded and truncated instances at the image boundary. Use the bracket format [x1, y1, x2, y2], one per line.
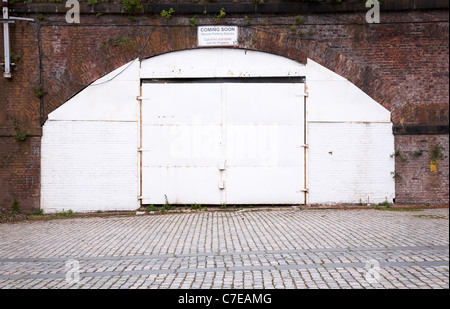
[141, 80, 306, 205]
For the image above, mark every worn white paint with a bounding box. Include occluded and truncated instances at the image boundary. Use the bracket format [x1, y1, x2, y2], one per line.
[305, 59, 390, 123]
[305, 59, 395, 204]
[41, 60, 140, 213]
[140, 49, 306, 78]
[307, 122, 395, 204]
[141, 82, 306, 205]
[48, 60, 140, 121]
[41, 48, 395, 211]
[224, 83, 305, 205]
[41, 121, 139, 213]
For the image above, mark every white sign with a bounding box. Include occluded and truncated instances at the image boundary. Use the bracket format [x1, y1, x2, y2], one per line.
[198, 26, 238, 47]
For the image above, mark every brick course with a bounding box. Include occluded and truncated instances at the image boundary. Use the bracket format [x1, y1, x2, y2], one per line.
[0, 2, 448, 211]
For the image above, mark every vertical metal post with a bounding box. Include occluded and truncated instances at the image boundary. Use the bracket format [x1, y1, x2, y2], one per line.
[2, 0, 11, 78]
[303, 85, 308, 205]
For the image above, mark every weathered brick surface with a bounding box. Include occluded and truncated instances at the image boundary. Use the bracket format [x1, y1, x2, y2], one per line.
[395, 134, 449, 205]
[0, 3, 448, 211]
[0, 137, 40, 213]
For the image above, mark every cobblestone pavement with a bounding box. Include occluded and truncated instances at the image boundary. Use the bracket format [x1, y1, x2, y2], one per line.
[0, 208, 448, 289]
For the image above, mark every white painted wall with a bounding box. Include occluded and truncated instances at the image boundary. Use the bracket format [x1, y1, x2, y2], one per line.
[141, 48, 306, 78]
[141, 82, 306, 205]
[41, 121, 139, 213]
[48, 60, 140, 122]
[305, 59, 395, 204]
[41, 50, 395, 212]
[307, 122, 395, 204]
[41, 61, 140, 213]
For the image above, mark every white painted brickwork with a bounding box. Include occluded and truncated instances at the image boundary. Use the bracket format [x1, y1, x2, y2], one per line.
[41, 121, 139, 213]
[40, 50, 396, 211]
[305, 59, 395, 205]
[307, 122, 395, 204]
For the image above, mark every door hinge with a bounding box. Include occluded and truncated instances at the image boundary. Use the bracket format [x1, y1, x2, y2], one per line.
[219, 161, 226, 171]
[219, 181, 225, 190]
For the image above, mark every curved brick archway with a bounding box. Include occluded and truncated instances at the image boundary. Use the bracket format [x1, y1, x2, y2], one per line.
[44, 26, 395, 121]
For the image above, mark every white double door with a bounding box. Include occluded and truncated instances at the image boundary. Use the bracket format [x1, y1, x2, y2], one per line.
[141, 81, 306, 205]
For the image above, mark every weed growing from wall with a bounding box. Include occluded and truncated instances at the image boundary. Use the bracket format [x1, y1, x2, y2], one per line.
[160, 8, 175, 19]
[13, 117, 27, 143]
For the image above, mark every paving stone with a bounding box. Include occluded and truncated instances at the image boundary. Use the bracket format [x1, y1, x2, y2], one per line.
[0, 208, 448, 289]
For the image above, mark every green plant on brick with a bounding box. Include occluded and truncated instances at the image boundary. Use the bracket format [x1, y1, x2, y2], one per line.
[122, 0, 143, 21]
[189, 15, 198, 27]
[160, 8, 175, 19]
[391, 150, 407, 162]
[431, 144, 445, 161]
[35, 11, 45, 21]
[32, 84, 47, 99]
[122, 0, 142, 14]
[391, 171, 402, 179]
[13, 117, 27, 143]
[213, 8, 226, 25]
[295, 16, 304, 25]
[11, 196, 19, 214]
[412, 150, 424, 157]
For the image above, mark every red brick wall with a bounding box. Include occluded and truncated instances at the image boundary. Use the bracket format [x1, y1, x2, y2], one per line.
[0, 137, 41, 213]
[394, 135, 449, 205]
[0, 2, 448, 211]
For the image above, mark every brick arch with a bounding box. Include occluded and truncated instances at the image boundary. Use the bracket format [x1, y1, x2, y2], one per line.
[46, 26, 396, 121]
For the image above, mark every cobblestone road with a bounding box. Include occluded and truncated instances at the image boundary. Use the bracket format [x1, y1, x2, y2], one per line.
[0, 208, 448, 289]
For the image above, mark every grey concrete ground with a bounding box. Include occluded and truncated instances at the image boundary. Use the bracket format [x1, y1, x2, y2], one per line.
[0, 208, 448, 289]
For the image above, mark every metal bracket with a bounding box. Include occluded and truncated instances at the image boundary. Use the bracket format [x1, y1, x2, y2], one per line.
[9, 16, 36, 22]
